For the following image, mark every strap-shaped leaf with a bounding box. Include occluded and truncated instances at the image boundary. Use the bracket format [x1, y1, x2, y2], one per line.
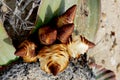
[75, 0, 101, 41]
[0, 19, 18, 66]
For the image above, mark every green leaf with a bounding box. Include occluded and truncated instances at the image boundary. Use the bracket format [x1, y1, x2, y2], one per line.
[34, 0, 100, 41]
[75, 0, 101, 41]
[0, 19, 18, 66]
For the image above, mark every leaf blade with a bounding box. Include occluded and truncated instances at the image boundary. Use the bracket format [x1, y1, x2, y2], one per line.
[0, 19, 18, 66]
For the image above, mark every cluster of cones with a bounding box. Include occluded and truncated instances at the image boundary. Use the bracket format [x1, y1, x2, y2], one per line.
[15, 5, 95, 76]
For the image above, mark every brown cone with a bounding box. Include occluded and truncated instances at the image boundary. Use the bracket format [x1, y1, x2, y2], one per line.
[49, 63, 60, 76]
[56, 5, 77, 28]
[15, 40, 37, 62]
[38, 26, 57, 45]
[37, 44, 69, 76]
[57, 23, 74, 43]
[15, 48, 26, 57]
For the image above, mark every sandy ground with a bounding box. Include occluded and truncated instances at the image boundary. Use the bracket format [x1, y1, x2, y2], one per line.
[88, 0, 120, 79]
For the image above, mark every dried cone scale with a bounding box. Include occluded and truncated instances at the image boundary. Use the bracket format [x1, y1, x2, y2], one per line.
[57, 23, 74, 43]
[38, 26, 57, 45]
[67, 35, 95, 58]
[37, 44, 69, 75]
[15, 40, 37, 62]
[56, 5, 77, 28]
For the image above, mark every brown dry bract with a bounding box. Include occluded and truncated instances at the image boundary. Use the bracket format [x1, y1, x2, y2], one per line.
[37, 44, 69, 75]
[67, 35, 95, 58]
[79, 35, 95, 48]
[15, 40, 37, 62]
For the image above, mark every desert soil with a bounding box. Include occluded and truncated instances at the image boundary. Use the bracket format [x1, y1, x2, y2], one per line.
[88, 0, 120, 79]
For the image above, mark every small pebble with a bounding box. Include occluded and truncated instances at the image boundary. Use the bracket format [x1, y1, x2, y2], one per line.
[0, 56, 95, 80]
[117, 63, 120, 72]
[1, 5, 8, 12]
[101, 12, 107, 21]
[101, 60, 105, 64]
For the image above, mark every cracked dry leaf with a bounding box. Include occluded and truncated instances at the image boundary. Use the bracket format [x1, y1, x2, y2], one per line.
[89, 63, 116, 80]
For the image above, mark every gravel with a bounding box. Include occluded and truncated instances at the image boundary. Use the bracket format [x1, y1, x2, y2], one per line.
[0, 55, 95, 80]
